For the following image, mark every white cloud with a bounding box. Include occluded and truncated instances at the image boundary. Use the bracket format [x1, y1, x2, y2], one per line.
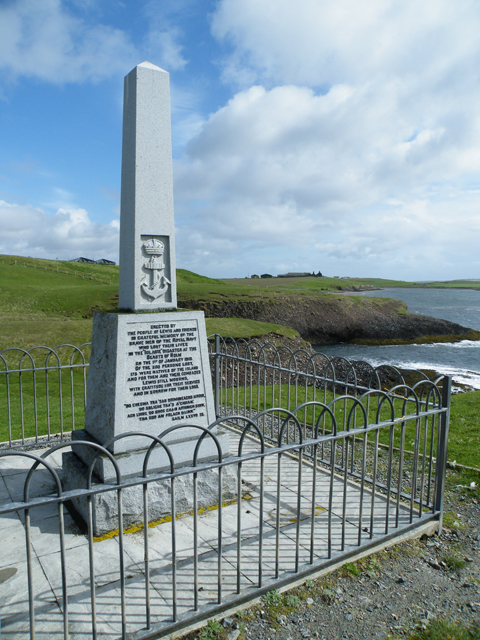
[0, 200, 119, 261]
[211, 0, 480, 89]
[175, 79, 480, 275]
[0, 0, 189, 85]
[168, 0, 480, 279]
[146, 27, 187, 71]
[0, 0, 138, 83]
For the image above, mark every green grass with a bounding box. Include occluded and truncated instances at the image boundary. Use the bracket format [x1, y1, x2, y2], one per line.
[0, 316, 298, 350]
[198, 619, 224, 640]
[399, 619, 480, 640]
[442, 553, 467, 571]
[0, 317, 95, 350]
[0, 260, 118, 318]
[204, 317, 299, 340]
[342, 562, 362, 577]
[263, 590, 283, 606]
[224, 275, 480, 292]
[0, 365, 87, 443]
[447, 390, 480, 467]
[0, 256, 302, 348]
[2, 253, 480, 349]
[223, 383, 480, 472]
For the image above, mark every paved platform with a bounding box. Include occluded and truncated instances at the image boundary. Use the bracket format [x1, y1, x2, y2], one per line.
[0, 427, 435, 639]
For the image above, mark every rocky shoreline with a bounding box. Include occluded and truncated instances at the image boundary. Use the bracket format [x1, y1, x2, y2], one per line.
[182, 293, 480, 345]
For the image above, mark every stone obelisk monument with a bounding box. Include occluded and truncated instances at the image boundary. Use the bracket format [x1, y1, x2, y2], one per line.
[63, 63, 230, 533]
[119, 62, 177, 311]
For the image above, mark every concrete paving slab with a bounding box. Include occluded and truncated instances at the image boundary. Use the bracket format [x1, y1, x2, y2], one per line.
[14, 499, 60, 524]
[26, 513, 87, 559]
[3, 467, 58, 502]
[147, 546, 241, 618]
[116, 515, 219, 587]
[0, 516, 31, 565]
[0, 453, 41, 477]
[0, 508, 23, 532]
[0, 475, 10, 503]
[0, 556, 55, 617]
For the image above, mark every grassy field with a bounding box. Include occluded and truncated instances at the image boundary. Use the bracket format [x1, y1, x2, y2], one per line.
[225, 275, 480, 292]
[3, 252, 480, 348]
[0, 256, 306, 347]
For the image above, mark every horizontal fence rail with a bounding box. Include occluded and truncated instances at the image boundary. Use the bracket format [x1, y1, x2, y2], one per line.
[0, 383, 449, 639]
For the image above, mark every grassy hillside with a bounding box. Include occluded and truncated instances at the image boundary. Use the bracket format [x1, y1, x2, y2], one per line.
[225, 275, 480, 291]
[1, 253, 479, 349]
[0, 256, 301, 348]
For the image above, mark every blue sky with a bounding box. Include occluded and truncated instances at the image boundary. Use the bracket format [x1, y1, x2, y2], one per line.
[1, 0, 480, 280]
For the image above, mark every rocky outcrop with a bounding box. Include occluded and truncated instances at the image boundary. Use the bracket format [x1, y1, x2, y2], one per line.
[180, 293, 480, 344]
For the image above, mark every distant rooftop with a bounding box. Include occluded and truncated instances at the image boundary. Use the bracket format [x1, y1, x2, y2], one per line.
[69, 257, 116, 265]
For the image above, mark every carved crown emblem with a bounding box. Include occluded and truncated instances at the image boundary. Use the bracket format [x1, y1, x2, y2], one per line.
[142, 238, 165, 255]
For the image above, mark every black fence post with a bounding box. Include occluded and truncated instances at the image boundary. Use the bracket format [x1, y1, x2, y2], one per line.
[214, 334, 220, 418]
[434, 375, 452, 532]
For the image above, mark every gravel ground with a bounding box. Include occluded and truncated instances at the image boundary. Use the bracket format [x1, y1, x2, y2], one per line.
[185, 474, 480, 640]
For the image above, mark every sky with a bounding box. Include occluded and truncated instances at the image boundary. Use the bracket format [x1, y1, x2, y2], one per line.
[1, 0, 480, 281]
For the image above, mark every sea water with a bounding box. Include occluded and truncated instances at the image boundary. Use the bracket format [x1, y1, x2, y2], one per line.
[313, 287, 480, 389]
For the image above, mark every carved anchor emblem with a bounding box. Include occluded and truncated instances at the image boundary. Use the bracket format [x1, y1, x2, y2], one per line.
[141, 238, 171, 301]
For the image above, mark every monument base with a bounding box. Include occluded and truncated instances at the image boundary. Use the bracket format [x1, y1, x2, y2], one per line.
[61, 309, 235, 536]
[62, 448, 237, 537]
[68, 428, 231, 482]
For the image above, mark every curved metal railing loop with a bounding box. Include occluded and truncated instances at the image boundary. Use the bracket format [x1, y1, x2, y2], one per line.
[349, 359, 378, 391]
[373, 364, 406, 390]
[236, 417, 266, 456]
[330, 356, 358, 395]
[357, 388, 395, 424]
[272, 344, 294, 370]
[256, 341, 278, 366]
[412, 378, 442, 409]
[253, 407, 303, 447]
[289, 400, 337, 439]
[310, 350, 336, 376]
[152, 423, 224, 468]
[388, 383, 420, 416]
[0, 346, 33, 364]
[0, 449, 63, 503]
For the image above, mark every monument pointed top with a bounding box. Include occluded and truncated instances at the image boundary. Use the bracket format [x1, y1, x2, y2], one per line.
[137, 61, 167, 73]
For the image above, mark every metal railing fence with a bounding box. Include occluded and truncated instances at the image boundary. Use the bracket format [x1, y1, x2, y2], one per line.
[1, 336, 443, 451]
[0, 344, 91, 448]
[0, 384, 449, 639]
[209, 336, 449, 483]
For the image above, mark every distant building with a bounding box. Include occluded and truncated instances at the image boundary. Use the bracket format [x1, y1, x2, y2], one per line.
[69, 257, 116, 265]
[251, 274, 260, 279]
[277, 272, 313, 278]
[260, 273, 273, 278]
